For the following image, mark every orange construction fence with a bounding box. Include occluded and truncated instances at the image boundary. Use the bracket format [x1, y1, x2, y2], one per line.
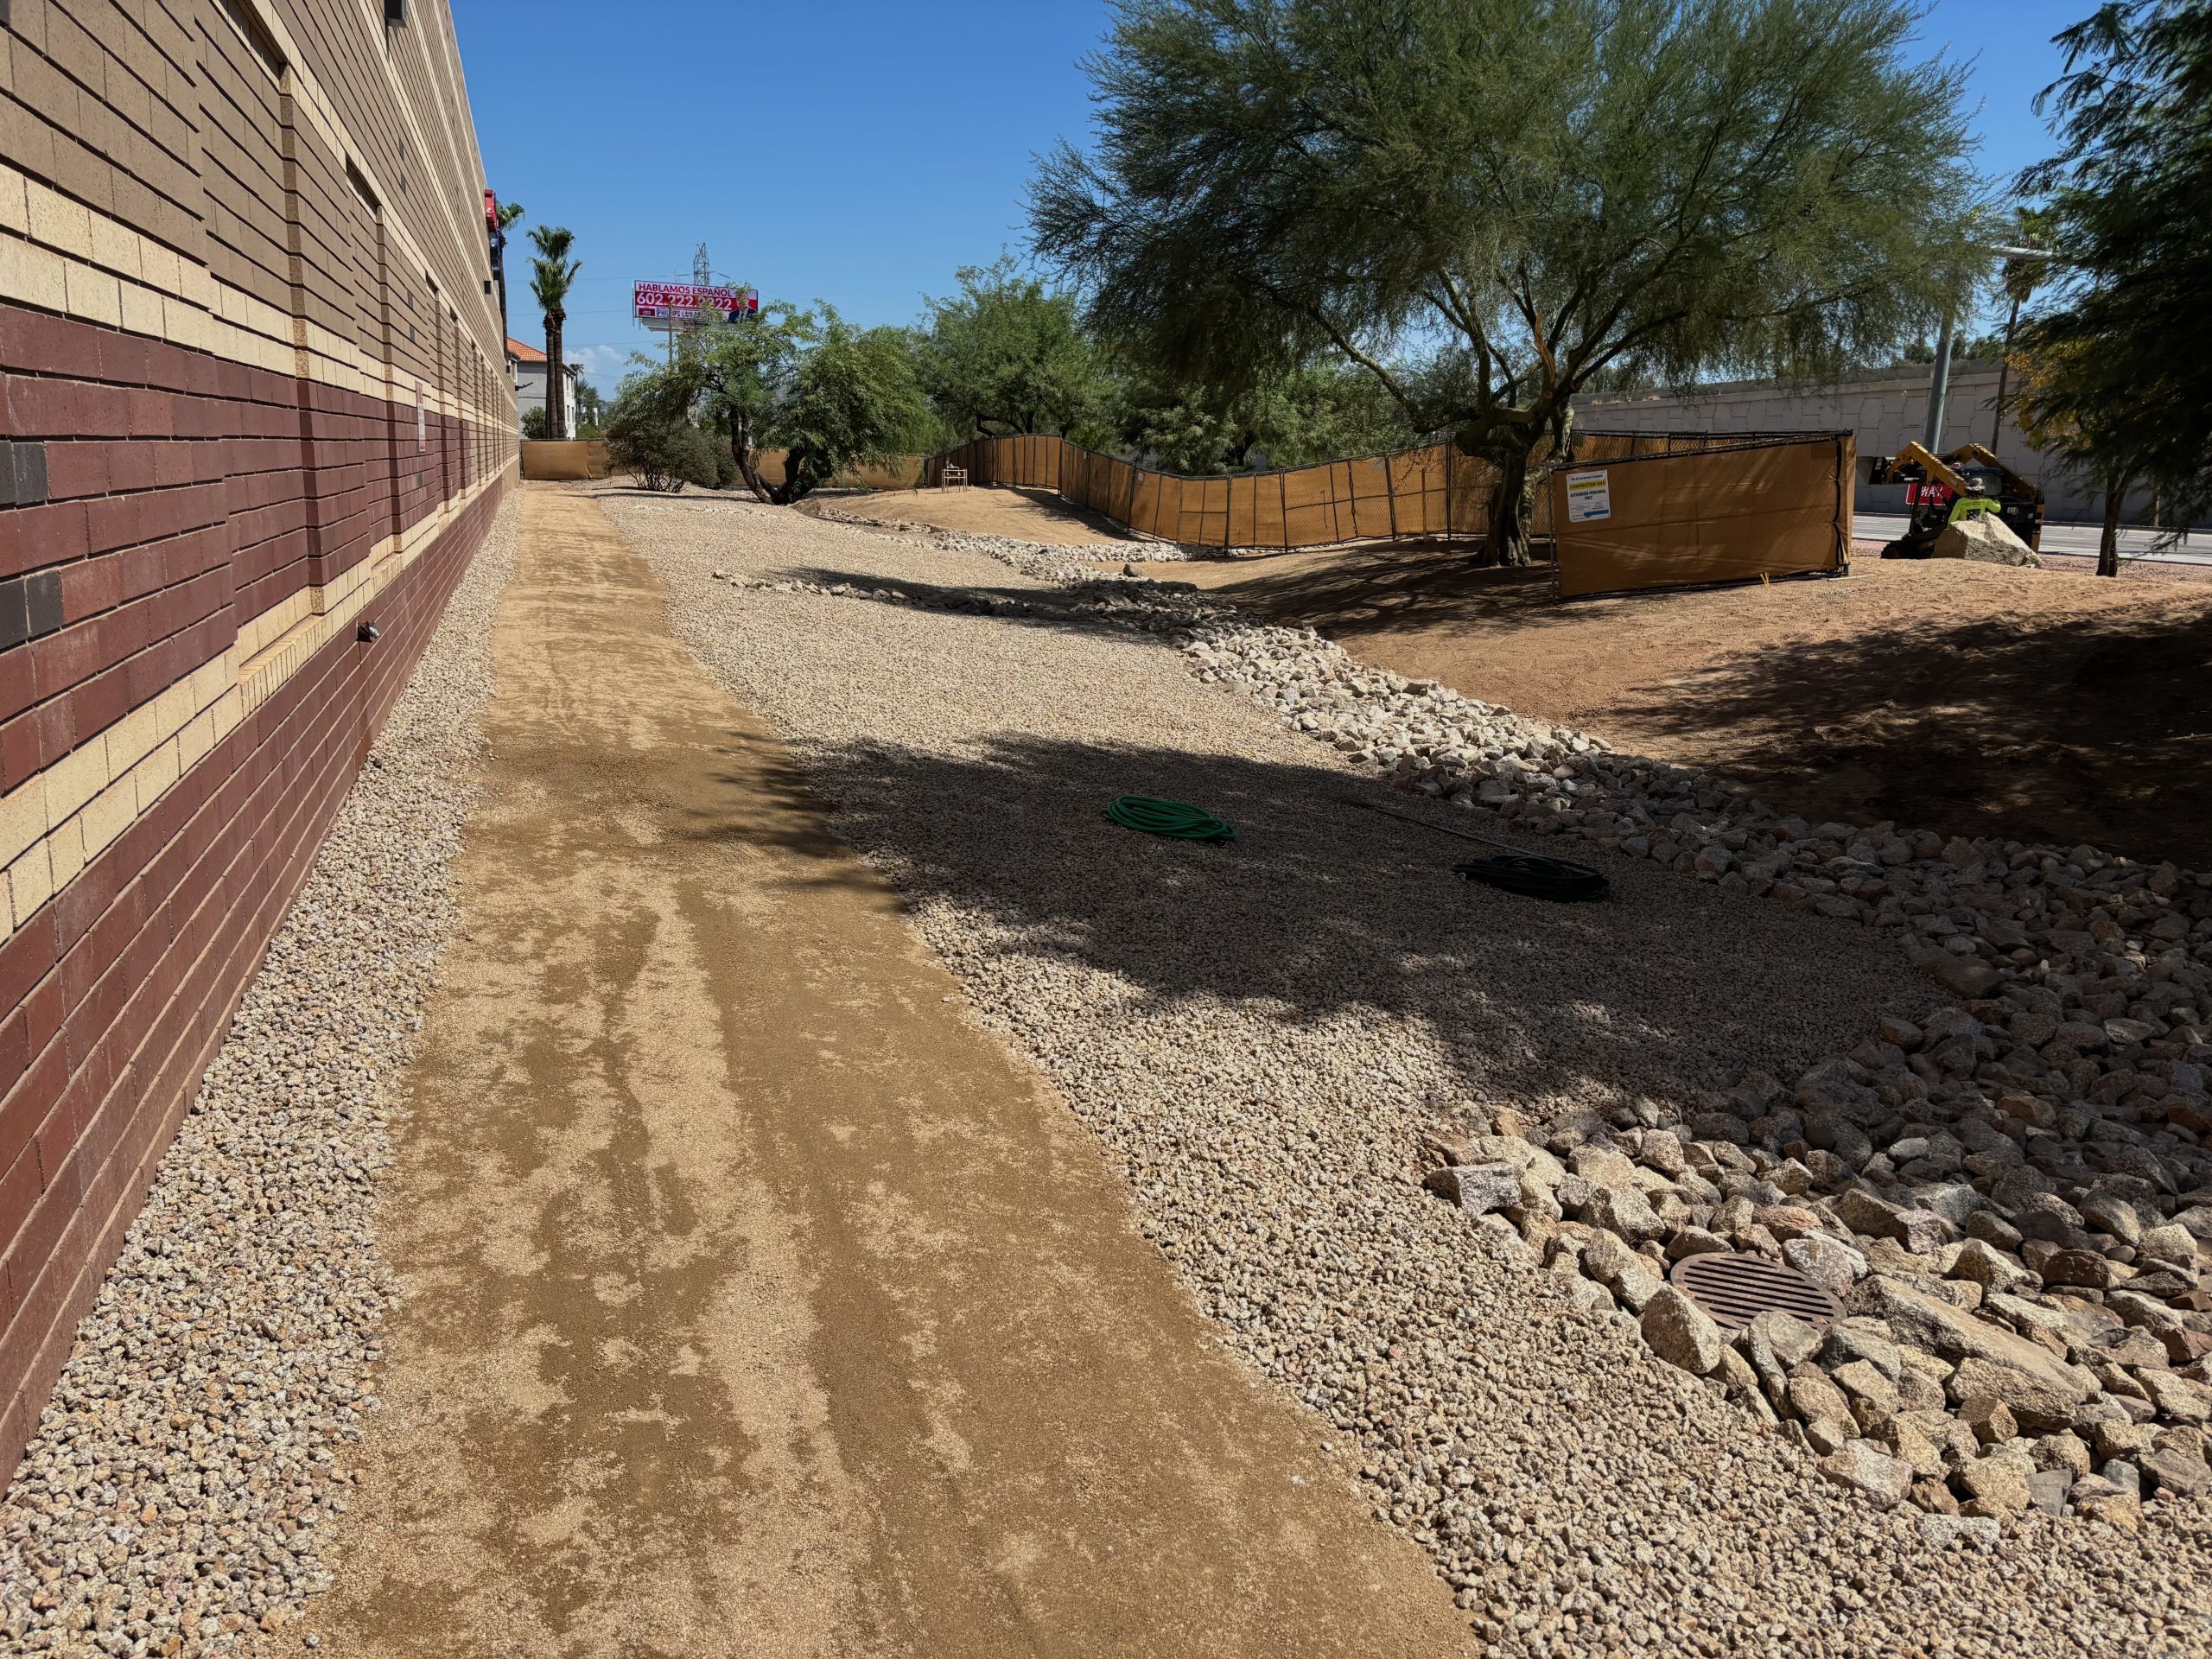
[519, 440, 611, 480]
[924, 434, 1516, 550]
[920, 431, 1852, 587]
[1549, 433, 1854, 599]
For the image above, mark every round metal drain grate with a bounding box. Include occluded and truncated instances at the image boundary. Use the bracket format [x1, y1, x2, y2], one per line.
[1668, 1251, 1841, 1332]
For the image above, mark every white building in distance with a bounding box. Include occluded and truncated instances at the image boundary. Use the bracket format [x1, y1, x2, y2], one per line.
[506, 336, 582, 439]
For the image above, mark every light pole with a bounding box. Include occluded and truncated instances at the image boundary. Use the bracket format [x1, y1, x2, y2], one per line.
[1987, 244, 2054, 450]
[1922, 314, 1955, 450]
[1924, 244, 2056, 454]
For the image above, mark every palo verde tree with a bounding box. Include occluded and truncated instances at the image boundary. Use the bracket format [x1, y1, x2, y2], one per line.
[912, 256, 1112, 442]
[637, 302, 932, 505]
[528, 225, 581, 439]
[2014, 0, 2212, 573]
[1031, 0, 1986, 563]
[1116, 359, 1415, 474]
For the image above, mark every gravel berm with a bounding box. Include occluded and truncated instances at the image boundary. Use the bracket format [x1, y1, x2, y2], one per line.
[0, 499, 518, 1656]
[601, 486, 2212, 1659]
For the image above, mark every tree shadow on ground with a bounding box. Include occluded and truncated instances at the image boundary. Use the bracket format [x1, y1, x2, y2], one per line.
[762, 564, 1188, 645]
[813, 484, 1155, 545]
[1197, 543, 1645, 642]
[683, 729, 1928, 1121]
[1613, 605, 2212, 868]
[1183, 543, 2212, 867]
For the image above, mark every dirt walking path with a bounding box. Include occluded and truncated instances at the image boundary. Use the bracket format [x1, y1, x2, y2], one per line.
[288, 487, 1471, 1659]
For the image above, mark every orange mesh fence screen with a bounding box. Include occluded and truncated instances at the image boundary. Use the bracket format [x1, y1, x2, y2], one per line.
[922, 430, 1843, 566]
[1550, 434, 1853, 599]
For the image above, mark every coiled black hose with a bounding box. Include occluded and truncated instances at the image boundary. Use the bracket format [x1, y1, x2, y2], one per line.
[1339, 797, 1611, 902]
[1452, 852, 1611, 901]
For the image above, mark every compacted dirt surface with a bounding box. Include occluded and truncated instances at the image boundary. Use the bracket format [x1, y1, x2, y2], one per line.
[286, 488, 1472, 1659]
[1158, 544, 2212, 868]
[810, 485, 1141, 545]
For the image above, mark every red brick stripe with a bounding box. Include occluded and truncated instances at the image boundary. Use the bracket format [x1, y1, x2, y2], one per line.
[0, 300, 509, 1485]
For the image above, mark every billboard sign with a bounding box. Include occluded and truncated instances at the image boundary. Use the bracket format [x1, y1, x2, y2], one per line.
[632, 281, 760, 324]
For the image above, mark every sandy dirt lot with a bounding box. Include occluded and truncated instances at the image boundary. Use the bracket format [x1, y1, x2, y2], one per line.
[805, 479, 2212, 863]
[1157, 543, 2212, 868]
[810, 485, 1143, 545]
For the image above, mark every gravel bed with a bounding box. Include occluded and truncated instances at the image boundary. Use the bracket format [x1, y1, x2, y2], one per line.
[604, 489, 2212, 1656]
[0, 499, 517, 1656]
[900, 526, 2212, 1539]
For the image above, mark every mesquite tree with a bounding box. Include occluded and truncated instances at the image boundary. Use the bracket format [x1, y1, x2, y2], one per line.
[1031, 0, 1986, 563]
[637, 302, 932, 505]
[913, 256, 1112, 442]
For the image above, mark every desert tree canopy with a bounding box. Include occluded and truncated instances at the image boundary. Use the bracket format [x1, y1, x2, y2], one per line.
[912, 257, 1113, 444]
[632, 302, 933, 505]
[1031, 0, 1988, 561]
[2014, 0, 2212, 564]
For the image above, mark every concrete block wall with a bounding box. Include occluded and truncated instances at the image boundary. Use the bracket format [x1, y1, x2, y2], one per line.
[1576, 362, 2129, 524]
[0, 0, 513, 1480]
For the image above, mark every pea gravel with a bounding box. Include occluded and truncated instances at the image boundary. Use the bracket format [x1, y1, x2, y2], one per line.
[603, 488, 2212, 1659]
[0, 497, 517, 1657]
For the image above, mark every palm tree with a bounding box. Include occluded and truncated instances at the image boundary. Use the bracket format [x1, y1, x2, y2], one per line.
[528, 226, 580, 439]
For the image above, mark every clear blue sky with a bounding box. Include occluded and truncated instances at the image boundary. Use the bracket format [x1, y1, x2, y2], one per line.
[454, 0, 2094, 395]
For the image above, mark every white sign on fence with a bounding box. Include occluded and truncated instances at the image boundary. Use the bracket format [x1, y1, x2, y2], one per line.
[1564, 469, 1612, 524]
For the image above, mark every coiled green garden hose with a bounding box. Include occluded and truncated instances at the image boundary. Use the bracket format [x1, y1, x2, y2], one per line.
[1103, 795, 1237, 842]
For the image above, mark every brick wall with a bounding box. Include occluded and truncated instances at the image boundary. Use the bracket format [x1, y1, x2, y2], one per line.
[0, 0, 512, 1481]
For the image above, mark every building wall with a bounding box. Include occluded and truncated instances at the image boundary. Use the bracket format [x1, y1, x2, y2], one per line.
[1575, 361, 2160, 524]
[510, 358, 576, 437]
[0, 0, 513, 1480]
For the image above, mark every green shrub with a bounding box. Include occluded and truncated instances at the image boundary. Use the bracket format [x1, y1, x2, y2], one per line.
[604, 400, 722, 493]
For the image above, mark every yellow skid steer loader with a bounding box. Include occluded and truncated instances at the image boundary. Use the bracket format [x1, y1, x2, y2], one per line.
[1867, 442, 2046, 558]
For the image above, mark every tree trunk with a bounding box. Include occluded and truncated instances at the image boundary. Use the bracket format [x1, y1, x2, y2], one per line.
[770, 445, 823, 506]
[1484, 444, 1536, 567]
[544, 309, 566, 439]
[2098, 480, 2124, 578]
[730, 410, 775, 505]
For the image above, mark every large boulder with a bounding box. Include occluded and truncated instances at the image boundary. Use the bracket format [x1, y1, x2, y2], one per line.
[1856, 1277, 2096, 1412]
[1929, 512, 2040, 568]
[1957, 1446, 2037, 1516]
[1423, 1162, 1522, 1217]
[1642, 1286, 1726, 1375]
[1459, 1135, 1567, 1187]
[1783, 1232, 1866, 1295]
[1583, 1229, 1666, 1311]
[1586, 1183, 1669, 1245]
[1817, 1440, 1916, 1509]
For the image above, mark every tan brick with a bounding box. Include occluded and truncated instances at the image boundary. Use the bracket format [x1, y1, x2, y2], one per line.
[41, 744, 107, 828]
[0, 164, 28, 236]
[0, 231, 70, 310]
[130, 737, 179, 814]
[0, 781, 50, 871]
[176, 709, 214, 772]
[6, 839, 54, 930]
[86, 210, 141, 279]
[45, 815, 86, 889]
[101, 700, 164, 780]
[78, 775, 136, 861]
[118, 277, 163, 336]
[63, 257, 122, 326]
